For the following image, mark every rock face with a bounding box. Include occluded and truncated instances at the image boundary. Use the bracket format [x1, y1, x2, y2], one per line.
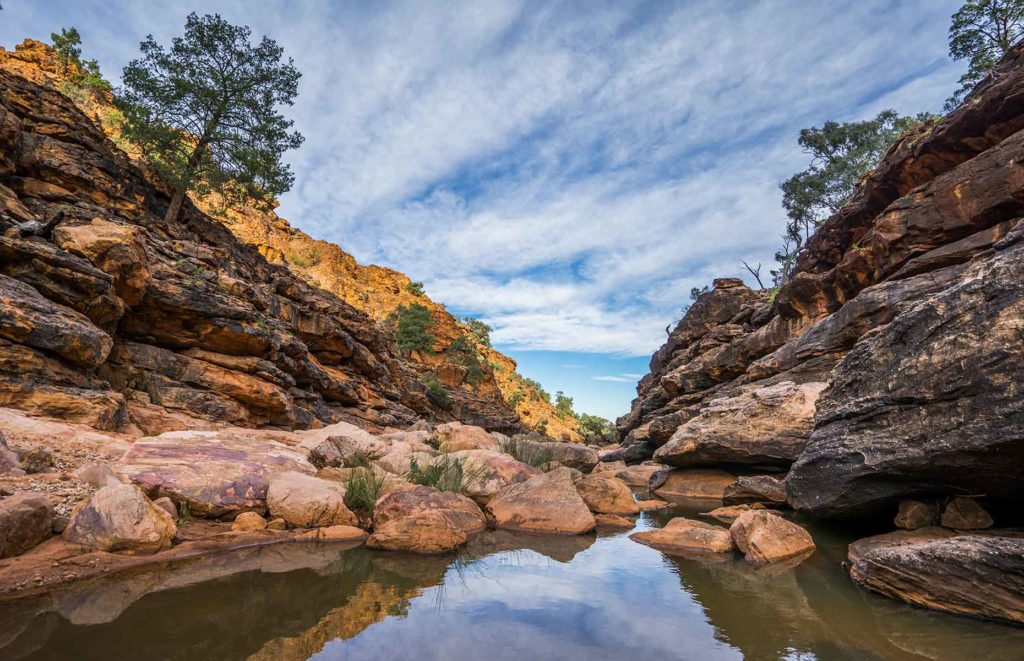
[266, 471, 357, 528]
[729, 510, 815, 566]
[0, 492, 54, 558]
[848, 529, 1024, 625]
[575, 474, 640, 515]
[630, 517, 734, 555]
[487, 467, 596, 534]
[118, 431, 315, 518]
[63, 484, 176, 555]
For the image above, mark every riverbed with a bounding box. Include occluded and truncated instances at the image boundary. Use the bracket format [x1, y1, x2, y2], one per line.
[2, 502, 1022, 660]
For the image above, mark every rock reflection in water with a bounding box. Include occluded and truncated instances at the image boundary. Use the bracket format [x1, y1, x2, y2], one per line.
[3, 510, 1024, 661]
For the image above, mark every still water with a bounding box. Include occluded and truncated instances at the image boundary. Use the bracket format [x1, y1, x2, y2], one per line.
[2, 503, 1022, 661]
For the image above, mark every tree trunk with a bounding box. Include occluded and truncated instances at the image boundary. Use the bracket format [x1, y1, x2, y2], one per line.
[164, 188, 187, 225]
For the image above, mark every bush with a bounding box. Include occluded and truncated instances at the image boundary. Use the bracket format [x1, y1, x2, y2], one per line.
[462, 316, 492, 347]
[446, 335, 485, 384]
[576, 413, 616, 444]
[406, 281, 425, 296]
[420, 371, 450, 408]
[343, 466, 388, 515]
[554, 391, 574, 419]
[388, 304, 435, 353]
[498, 437, 552, 468]
[520, 377, 550, 403]
[405, 454, 481, 495]
[507, 388, 525, 409]
[288, 245, 321, 268]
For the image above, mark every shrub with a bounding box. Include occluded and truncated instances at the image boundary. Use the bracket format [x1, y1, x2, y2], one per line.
[406, 281, 425, 296]
[388, 304, 435, 353]
[554, 391, 575, 419]
[507, 388, 525, 409]
[343, 467, 388, 515]
[498, 437, 552, 468]
[288, 245, 321, 268]
[405, 454, 481, 495]
[576, 413, 616, 444]
[462, 316, 492, 347]
[446, 335, 484, 384]
[420, 371, 450, 408]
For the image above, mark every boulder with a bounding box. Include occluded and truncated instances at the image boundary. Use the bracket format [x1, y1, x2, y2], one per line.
[636, 499, 671, 512]
[654, 381, 826, 468]
[367, 510, 468, 553]
[940, 497, 993, 530]
[575, 474, 640, 515]
[509, 435, 599, 471]
[729, 510, 815, 566]
[615, 463, 670, 487]
[152, 496, 177, 520]
[231, 511, 268, 532]
[486, 467, 596, 535]
[301, 524, 368, 542]
[654, 469, 736, 501]
[0, 431, 22, 476]
[376, 443, 433, 475]
[0, 492, 54, 558]
[266, 517, 287, 530]
[19, 446, 54, 473]
[63, 484, 176, 555]
[592, 460, 626, 475]
[372, 486, 486, 536]
[630, 517, 734, 554]
[75, 462, 121, 488]
[266, 471, 357, 528]
[52, 218, 151, 306]
[894, 500, 939, 530]
[117, 430, 314, 517]
[308, 434, 387, 469]
[595, 513, 634, 529]
[848, 529, 1024, 625]
[699, 504, 762, 524]
[722, 475, 788, 507]
[431, 422, 499, 453]
[445, 450, 541, 503]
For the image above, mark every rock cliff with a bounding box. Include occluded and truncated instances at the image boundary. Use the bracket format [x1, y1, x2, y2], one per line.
[0, 40, 522, 435]
[617, 41, 1024, 521]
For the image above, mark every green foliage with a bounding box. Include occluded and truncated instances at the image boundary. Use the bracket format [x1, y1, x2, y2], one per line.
[690, 285, 709, 301]
[554, 390, 575, 419]
[51, 27, 81, 75]
[419, 371, 450, 408]
[405, 454, 481, 495]
[343, 467, 388, 515]
[118, 13, 304, 223]
[388, 303, 436, 353]
[773, 110, 929, 284]
[536, 418, 549, 435]
[288, 246, 321, 268]
[507, 387, 525, 409]
[498, 437, 552, 468]
[79, 58, 112, 92]
[462, 316, 492, 347]
[576, 413, 616, 444]
[50, 27, 113, 101]
[519, 376, 551, 403]
[176, 500, 191, 526]
[406, 281, 425, 296]
[446, 335, 485, 384]
[946, 1, 1024, 110]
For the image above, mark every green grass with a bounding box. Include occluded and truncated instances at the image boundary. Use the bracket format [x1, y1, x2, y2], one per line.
[343, 467, 389, 515]
[405, 454, 483, 495]
[498, 437, 553, 468]
[176, 500, 191, 526]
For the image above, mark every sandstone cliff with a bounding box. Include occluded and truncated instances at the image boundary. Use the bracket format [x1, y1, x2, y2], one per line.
[616, 41, 1024, 520]
[0, 40, 522, 435]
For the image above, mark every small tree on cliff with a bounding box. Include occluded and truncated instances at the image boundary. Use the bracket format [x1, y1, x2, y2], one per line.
[947, 0, 1024, 110]
[118, 13, 303, 224]
[51, 27, 82, 76]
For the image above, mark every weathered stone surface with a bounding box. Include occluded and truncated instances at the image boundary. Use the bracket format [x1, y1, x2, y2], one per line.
[894, 500, 938, 530]
[231, 511, 267, 532]
[266, 471, 357, 528]
[151, 496, 177, 520]
[940, 497, 993, 530]
[118, 431, 315, 517]
[74, 462, 121, 488]
[63, 484, 175, 555]
[431, 422, 499, 453]
[729, 510, 815, 566]
[654, 469, 736, 501]
[655, 381, 825, 468]
[367, 509, 468, 553]
[592, 459, 626, 475]
[19, 446, 54, 473]
[630, 517, 734, 555]
[615, 463, 670, 487]
[722, 475, 788, 507]
[300, 524, 367, 542]
[575, 474, 639, 515]
[848, 529, 1024, 625]
[308, 434, 387, 469]
[487, 467, 596, 535]
[594, 513, 634, 529]
[52, 218, 150, 306]
[0, 492, 53, 558]
[787, 227, 1024, 517]
[0, 431, 21, 476]
[636, 499, 671, 512]
[376, 443, 432, 475]
[509, 434, 599, 471]
[372, 486, 486, 536]
[445, 450, 541, 503]
[699, 504, 762, 524]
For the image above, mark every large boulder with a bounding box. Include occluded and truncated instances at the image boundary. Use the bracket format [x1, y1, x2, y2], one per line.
[430, 422, 499, 453]
[0, 492, 54, 558]
[848, 529, 1024, 625]
[653, 469, 736, 501]
[367, 510, 468, 553]
[729, 510, 815, 566]
[0, 430, 22, 476]
[63, 484, 176, 555]
[52, 218, 151, 306]
[615, 463, 670, 487]
[722, 475, 788, 507]
[509, 435, 599, 471]
[445, 450, 541, 503]
[654, 381, 825, 469]
[575, 474, 639, 515]
[266, 471, 357, 528]
[787, 229, 1024, 517]
[630, 517, 734, 554]
[486, 467, 596, 535]
[117, 430, 315, 518]
[307, 434, 388, 469]
[940, 497, 993, 530]
[894, 500, 939, 530]
[372, 486, 486, 536]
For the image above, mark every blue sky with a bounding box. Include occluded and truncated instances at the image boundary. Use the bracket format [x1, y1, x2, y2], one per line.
[0, 1, 965, 420]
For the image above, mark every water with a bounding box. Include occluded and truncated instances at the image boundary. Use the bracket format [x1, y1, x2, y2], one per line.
[2, 503, 1022, 661]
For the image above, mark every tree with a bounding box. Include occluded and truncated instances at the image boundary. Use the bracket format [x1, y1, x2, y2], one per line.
[947, 1, 1024, 110]
[51, 27, 81, 76]
[576, 413, 616, 444]
[118, 13, 304, 224]
[406, 281, 425, 296]
[388, 304, 436, 353]
[774, 110, 928, 283]
[554, 391, 574, 419]
[462, 316, 492, 347]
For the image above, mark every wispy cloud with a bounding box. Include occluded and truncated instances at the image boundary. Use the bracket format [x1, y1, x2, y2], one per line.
[593, 375, 639, 383]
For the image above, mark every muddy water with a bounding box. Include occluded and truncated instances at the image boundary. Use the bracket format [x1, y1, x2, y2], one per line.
[2, 502, 1022, 661]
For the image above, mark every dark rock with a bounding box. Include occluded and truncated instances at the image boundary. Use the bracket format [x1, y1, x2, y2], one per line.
[893, 500, 938, 530]
[0, 492, 54, 557]
[940, 497, 993, 530]
[722, 475, 788, 507]
[19, 446, 54, 473]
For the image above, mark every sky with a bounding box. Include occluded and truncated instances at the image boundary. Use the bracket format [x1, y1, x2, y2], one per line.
[0, 0, 966, 420]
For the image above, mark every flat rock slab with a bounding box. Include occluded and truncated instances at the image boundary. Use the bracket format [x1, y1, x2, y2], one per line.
[631, 517, 734, 555]
[654, 469, 737, 501]
[118, 431, 315, 518]
[848, 528, 1024, 625]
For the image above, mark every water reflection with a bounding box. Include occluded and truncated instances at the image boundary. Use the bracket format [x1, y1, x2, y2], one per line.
[2, 506, 1023, 661]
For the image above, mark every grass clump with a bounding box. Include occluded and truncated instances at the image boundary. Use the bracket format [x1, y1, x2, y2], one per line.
[405, 454, 482, 495]
[343, 466, 388, 515]
[498, 436, 552, 468]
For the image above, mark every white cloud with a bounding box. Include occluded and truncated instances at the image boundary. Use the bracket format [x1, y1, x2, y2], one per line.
[593, 375, 638, 383]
